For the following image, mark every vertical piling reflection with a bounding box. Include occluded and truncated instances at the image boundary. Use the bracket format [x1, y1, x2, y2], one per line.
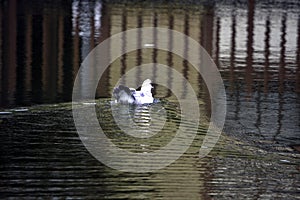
[279, 12, 287, 93]
[16, 8, 25, 105]
[31, 12, 43, 104]
[42, 10, 58, 102]
[97, 3, 111, 97]
[166, 14, 174, 98]
[25, 13, 32, 98]
[57, 14, 64, 96]
[120, 8, 127, 85]
[1, 0, 17, 107]
[297, 15, 300, 93]
[136, 11, 143, 85]
[230, 8, 237, 93]
[62, 6, 74, 102]
[0, 1, 297, 108]
[72, 0, 80, 74]
[200, 9, 214, 116]
[0, 5, 2, 104]
[214, 17, 221, 68]
[264, 15, 271, 94]
[181, 13, 189, 99]
[152, 12, 158, 83]
[245, 0, 255, 96]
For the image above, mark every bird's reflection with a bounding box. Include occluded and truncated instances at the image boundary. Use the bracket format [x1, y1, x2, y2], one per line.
[111, 102, 167, 139]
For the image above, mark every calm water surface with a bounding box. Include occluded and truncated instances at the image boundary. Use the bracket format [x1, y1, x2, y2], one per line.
[0, 0, 300, 199]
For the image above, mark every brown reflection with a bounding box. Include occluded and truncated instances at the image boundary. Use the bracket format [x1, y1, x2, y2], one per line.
[16, 9, 26, 105]
[25, 12, 32, 101]
[62, 6, 75, 102]
[279, 12, 287, 94]
[0, 0, 298, 114]
[200, 9, 214, 116]
[1, 0, 17, 107]
[0, 2, 213, 108]
[136, 11, 143, 85]
[73, 1, 80, 74]
[296, 15, 300, 93]
[0, 7, 2, 96]
[214, 17, 221, 68]
[120, 7, 127, 85]
[166, 14, 174, 98]
[97, 3, 111, 97]
[42, 12, 58, 102]
[106, 4, 212, 100]
[245, 0, 255, 96]
[230, 9, 237, 93]
[58, 14, 64, 95]
[90, 8, 95, 51]
[264, 15, 271, 94]
[152, 12, 158, 83]
[275, 91, 284, 141]
[181, 13, 189, 99]
[200, 8, 214, 56]
[31, 12, 43, 104]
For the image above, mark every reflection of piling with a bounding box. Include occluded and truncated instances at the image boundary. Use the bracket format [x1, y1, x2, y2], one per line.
[1, 0, 17, 106]
[42, 11, 58, 102]
[245, 0, 255, 96]
[57, 14, 64, 96]
[97, 3, 111, 97]
[166, 14, 174, 98]
[120, 8, 127, 86]
[1, 0, 75, 106]
[230, 8, 236, 93]
[279, 13, 287, 94]
[62, 6, 74, 102]
[0, 1, 299, 107]
[108, 4, 214, 104]
[31, 10, 43, 104]
[25, 12, 32, 103]
[136, 11, 143, 85]
[213, 17, 221, 68]
[0, 8, 2, 104]
[72, 2, 80, 74]
[152, 12, 158, 83]
[296, 15, 300, 93]
[264, 15, 271, 94]
[182, 13, 189, 100]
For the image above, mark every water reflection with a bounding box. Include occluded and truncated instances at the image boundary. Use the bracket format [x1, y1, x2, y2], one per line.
[110, 103, 168, 139]
[0, 1, 299, 143]
[0, 0, 299, 146]
[214, 1, 300, 149]
[1, 1, 299, 102]
[1, 0, 300, 198]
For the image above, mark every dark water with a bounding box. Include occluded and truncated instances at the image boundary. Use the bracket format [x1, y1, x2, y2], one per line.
[0, 0, 300, 199]
[1, 101, 299, 199]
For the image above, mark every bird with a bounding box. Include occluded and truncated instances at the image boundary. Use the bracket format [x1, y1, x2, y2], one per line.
[113, 79, 154, 105]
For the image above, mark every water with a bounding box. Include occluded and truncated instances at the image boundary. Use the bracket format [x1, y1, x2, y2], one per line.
[1, 100, 299, 199]
[0, 0, 300, 199]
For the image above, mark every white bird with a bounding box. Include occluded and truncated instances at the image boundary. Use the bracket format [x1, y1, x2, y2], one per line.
[113, 79, 154, 105]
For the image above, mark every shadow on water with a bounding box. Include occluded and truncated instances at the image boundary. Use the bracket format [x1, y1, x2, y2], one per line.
[0, 0, 300, 199]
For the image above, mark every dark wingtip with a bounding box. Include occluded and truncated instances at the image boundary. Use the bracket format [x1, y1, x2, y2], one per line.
[113, 85, 135, 104]
[118, 85, 131, 95]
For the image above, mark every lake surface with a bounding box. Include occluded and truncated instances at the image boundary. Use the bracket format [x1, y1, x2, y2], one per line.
[0, 0, 300, 199]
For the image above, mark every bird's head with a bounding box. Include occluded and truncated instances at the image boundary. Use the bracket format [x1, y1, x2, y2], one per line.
[141, 79, 153, 93]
